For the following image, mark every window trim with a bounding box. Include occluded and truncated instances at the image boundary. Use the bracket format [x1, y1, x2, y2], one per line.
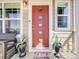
[55, 0, 71, 31]
[0, 3, 21, 34]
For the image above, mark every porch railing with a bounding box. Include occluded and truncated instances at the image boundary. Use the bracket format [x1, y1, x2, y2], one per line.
[52, 31, 75, 53]
[61, 31, 75, 53]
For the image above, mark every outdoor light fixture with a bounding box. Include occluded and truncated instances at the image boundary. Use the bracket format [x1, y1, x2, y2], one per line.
[23, 0, 28, 5]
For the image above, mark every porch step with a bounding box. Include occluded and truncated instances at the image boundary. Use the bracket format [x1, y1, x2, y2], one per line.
[61, 52, 76, 59]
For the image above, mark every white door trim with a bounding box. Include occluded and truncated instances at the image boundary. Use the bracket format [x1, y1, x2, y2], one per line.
[28, 0, 53, 52]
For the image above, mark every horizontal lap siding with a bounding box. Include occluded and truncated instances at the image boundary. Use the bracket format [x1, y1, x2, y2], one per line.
[75, 0, 79, 59]
[0, 0, 20, 3]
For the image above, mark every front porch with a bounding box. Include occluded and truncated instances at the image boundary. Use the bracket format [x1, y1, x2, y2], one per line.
[11, 51, 76, 59]
[11, 31, 77, 59]
[0, 0, 78, 59]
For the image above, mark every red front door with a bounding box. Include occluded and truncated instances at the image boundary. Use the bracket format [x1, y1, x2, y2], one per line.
[32, 6, 49, 48]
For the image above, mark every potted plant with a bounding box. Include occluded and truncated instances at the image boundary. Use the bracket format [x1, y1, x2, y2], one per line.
[53, 35, 62, 58]
[16, 34, 26, 58]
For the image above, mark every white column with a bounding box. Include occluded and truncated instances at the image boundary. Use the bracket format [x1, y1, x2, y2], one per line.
[2, 2, 5, 33]
[20, 0, 23, 34]
[49, 0, 53, 51]
[73, 0, 77, 54]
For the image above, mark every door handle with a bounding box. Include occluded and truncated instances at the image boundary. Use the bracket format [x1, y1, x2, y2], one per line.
[32, 25, 34, 30]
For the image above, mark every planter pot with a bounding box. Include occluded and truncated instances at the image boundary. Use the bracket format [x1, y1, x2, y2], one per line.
[18, 42, 26, 58]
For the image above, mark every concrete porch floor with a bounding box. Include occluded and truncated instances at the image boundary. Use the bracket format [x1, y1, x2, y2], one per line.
[11, 51, 77, 59]
[11, 52, 55, 59]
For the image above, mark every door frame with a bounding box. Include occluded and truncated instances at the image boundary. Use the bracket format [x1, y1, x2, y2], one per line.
[28, 1, 53, 52]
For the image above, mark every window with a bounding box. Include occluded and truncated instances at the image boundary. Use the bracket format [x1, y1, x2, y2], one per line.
[0, 20, 2, 33]
[57, 2, 68, 28]
[4, 3, 20, 34]
[57, 3, 68, 15]
[5, 20, 20, 34]
[55, 0, 70, 30]
[0, 9, 2, 18]
[0, 3, 2, 18]
[5, 8, 20, 18]
[0, 4, 2, 33]
[0, 3, 20, 34]
[58, 16, 67, 27]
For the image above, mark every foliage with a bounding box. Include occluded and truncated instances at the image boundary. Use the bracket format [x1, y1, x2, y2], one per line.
[16, 34, 25, 51]
[53, 35, 61, 49]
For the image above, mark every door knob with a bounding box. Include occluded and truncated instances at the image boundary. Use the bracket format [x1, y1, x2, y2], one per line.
[32, 25, 34, 30]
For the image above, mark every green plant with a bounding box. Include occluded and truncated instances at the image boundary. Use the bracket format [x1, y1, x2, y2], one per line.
[16, 34, 26, 57]
[53, 35, 62, 58]
[53, 35, 61, 49]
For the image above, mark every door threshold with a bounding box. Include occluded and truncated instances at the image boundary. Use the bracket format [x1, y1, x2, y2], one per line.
[30, 47, 51, 52]
[32, 47, 49, 49]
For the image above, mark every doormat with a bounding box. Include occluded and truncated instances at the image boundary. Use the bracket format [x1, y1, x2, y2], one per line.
[34, 52, 50, 59]
[34, 57, 49, 59]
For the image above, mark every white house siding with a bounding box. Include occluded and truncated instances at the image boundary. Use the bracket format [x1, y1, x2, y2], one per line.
[23, 6, 28, 38]
[75, 0, 79, 59]
[0, 0, 20, 3]
[29, 0, 49, 3]
[23, 4, 28, 51]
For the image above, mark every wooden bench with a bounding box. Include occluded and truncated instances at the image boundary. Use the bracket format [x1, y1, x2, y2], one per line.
[0, 33, 17, 59]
